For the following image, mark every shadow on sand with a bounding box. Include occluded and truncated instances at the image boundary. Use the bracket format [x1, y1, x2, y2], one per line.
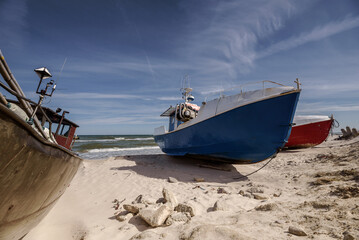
[110, 154, 249, 184]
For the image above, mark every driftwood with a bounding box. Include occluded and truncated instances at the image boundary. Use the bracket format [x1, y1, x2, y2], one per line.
[338, 126, 359, 140]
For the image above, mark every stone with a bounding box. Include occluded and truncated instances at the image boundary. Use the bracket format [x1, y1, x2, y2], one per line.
[252, 193, 269, 200]
[213, 199, 231, 211]
[162, 188, 178, 209]
[311, 201, 331, 210]
[243, 193, 252, 198]
[116, 212, 132, 222]
[142, 196, 157, 205]
[288, 226, 307, 236]
[139, 205, 173, 227]
[132, 194, 156, 205]
[181, 224, 249, 240]
[194, 177, 205, 182]
[255, 203, 277, 211]
[123, 203, 146, 214]
[352, 128, 359, 137]
[343, 231, 355, 240]
[168, 177, 178, 183]
[217, 187, 229, 194]
[165, 212, 191, 226]
[246, 187, 264, 194]
[273, 192, 281, 197]
[238, 190, 244, 195]
[129, 230, 160, 240]
[132, 195, 143, 204]
[175, 203, 196, 217]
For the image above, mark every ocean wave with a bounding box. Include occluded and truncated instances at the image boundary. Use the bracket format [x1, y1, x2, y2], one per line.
[76, 137, 125, 143]
[126, 137, 154, 141]
[87, 146, 159, 153]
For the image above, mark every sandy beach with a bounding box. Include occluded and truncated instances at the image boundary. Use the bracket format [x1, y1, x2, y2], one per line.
[24, 136, 359, 240]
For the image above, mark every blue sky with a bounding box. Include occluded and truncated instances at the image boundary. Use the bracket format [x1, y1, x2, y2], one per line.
[0, 0, 358, 134]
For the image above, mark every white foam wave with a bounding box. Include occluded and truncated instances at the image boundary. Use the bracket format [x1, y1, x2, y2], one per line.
[76, 137, 125, 143]
[126, 137, 154, 141]
[88, 146, 159, 153]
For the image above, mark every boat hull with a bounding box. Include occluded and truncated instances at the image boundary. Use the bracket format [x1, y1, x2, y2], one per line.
[0, 104, 82, 240]
[285, 119, 333, 148]
[154, 91, 300, 163]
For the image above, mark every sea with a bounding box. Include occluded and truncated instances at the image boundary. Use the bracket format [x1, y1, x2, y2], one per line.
[72, 135, 163, 159]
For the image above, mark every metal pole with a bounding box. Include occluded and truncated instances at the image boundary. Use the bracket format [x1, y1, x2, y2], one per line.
[0, 50, 27, 98]
[0, 92, 8, 106]
[0, 52, 48, 139]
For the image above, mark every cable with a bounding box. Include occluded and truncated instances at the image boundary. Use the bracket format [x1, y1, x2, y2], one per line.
[233, 154, 277, 180]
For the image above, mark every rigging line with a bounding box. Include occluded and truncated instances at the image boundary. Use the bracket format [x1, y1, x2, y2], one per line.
[233, 153, 277, 180]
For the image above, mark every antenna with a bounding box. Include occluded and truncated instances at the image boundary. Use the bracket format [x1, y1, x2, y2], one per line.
[180, 75, 194, 102]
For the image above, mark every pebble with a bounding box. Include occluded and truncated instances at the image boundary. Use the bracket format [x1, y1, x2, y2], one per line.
[343, 231, 355, 240]
[255, 203, 277, 211]
[252, 193, 269, 200]
[175, 203, 196, 217]
[123, 203, 146, 214]
[288, 226, 307, 236]
[213, 199, 231, 211]
[246, 187, 264, 194]
[180, 224, 251, 240]
[165, 212, 191, 226]
[168, 177, 178, 183]
[162, 188, 178, 209]
[116, 212, 132, 222]
[139, 205, 173, 227]
[194, 177, 205, 182]
[217, 187, 229, 194]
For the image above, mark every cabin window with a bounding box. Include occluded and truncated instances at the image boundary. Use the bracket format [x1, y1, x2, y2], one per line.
[52, 123, 59, 134]
[60, 124, 70, 137]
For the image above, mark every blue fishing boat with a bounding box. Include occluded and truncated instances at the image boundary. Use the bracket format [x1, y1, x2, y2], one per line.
[154, 80, 301, 163]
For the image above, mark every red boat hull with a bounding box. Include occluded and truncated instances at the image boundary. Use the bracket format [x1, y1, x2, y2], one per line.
[285, 119, 333, 148]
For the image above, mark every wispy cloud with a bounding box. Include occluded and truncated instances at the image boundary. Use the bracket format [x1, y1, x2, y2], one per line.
[54, 92, 183, 102]
[0, 0, 28, 48]
[257, 15, 359, 59]
[298, 102, 359, 113]
[179, 0, 294, 80]
[55, 92, 143, 99]
[79, 115, 163, 125]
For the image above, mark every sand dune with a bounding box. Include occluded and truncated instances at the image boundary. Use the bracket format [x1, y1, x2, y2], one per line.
[24, 136, 359, 240]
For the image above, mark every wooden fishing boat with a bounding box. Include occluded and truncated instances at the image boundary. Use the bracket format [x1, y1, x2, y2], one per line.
[285, 115, 334, 148]
[0, 51, 82, 240]
[154, 79, 301, 163]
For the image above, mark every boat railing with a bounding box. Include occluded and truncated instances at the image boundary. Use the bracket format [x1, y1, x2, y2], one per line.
[0, 50, 54, 141]
[204, 80, 297, 102]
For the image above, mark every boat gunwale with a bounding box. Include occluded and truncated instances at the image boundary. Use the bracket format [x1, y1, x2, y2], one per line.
[154, 89, 301, 137]
[293, 118, 333, 127]
[0, 103, 81, 159]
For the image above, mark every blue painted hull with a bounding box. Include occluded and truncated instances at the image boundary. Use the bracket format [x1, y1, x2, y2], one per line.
[154, 91, 300, 163]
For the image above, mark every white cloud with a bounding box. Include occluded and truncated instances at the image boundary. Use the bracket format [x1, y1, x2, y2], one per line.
[257, 15, 359, 59]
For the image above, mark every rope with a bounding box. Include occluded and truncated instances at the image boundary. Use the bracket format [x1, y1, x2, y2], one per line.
[233, 154, 277, 180]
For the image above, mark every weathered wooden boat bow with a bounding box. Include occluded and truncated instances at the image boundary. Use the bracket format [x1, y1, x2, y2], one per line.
[0, 50, 82, 240]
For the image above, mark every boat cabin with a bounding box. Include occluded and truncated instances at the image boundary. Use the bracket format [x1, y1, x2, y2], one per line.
[160, 106, 181, 132]
[6, 99, 78, 150]
[38, 107, 79, 150]
[160, 103, 200, 132]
